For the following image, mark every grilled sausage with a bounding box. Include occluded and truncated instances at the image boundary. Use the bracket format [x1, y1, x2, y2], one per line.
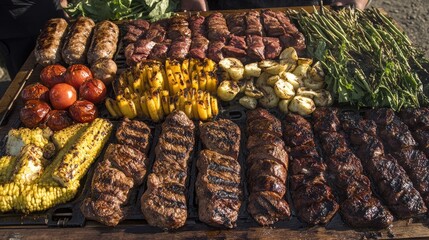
[87, 21, 119, 65]
[62, 17, 95, 65]
[34, 18, 68, 66]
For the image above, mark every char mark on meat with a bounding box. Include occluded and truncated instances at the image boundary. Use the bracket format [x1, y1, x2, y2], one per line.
[145, 23, 167, 43]
[207, 41, 225, 63]
[189, 36, 209, 59]
[226, 13, 246, 36]
[261, 10, 285, 37]
[207, 12, 230, 42]
[168, 37, 191, 60]
[190, 15, 206, 37]
[125, 40, 156, 66]
[200, 119, 241, 159]
[229, 35, 247, 49]
[116, 118, 151, 154]
[148, 40, 171, 61]
[263, 37, 282, 59]
[245, 11, 263, 36]
[246, 35, 265, 61]
[168, 16, 192, 39]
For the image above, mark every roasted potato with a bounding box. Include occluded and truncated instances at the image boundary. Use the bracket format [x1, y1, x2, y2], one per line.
[274, 79, 295, 100]
[219, 58, 244, 81]
[239, 96, 258, 109]
[244, 80, 264, 99]
[279, 47, 298, 61]
[91, 58, 117, 85]
[255, 72, 272, 88]
[314, 89, 333, 107]
[293, 64, 311, 78]
[217, 80, 240, 101]
[309, 61, 325, 82]
[303, 77, 324, 90]
[244, 62, 261, 78]
[289, 96, 316, 116]
[259, 85, 279, 108]
[281, 72, 302, 90]
[278, 99, 291, 113]
[296, 87, 318, 98]
[267, 75, 280, 86]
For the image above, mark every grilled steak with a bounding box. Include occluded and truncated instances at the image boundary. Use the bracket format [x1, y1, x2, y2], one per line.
[116, 118, 151, 154]
[263, 37, 282, 59]
[123, 19, 150, 45]
[104, 143, 148, 186]
[87, 20, 119, 65]
[261, 10, 285, 37]
[226, 13, 246, 36]
[207, 41, 225, 63]
[168, 16, 191, 39]
[145, 21, 167, 43]
[189, 36, 209, 59]
[246, 108, 291, 226]
[81, 160, 134, 227]
[246, 35, 265, 61]
[148, 40, 171, 61]
[35, 18, 68, 66]
[200, 119, 241, 159]
[168, 36, 191, 60]
[62, 17, 95, 65]
[229, 35, 247, 49]
[284, 114, 339, 225]
[189, 15, 206, 37]
[312, 108, 394, 229]
[125, 39, 156, 66]
[245, 11, 263, 36]
[141, 111, 195, 230]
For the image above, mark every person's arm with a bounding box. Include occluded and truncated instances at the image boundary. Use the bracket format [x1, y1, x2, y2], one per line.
[181, 0, 208, 11]
[331, 0, 371, 10]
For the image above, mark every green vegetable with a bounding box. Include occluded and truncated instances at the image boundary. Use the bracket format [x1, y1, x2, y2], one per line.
[290, 7, 429, 111]
[65, 0, 180, 22]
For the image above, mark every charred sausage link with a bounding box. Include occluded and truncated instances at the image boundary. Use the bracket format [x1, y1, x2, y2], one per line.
[312, 108, 393, 229]
[246, 108, 291, 226]
[87, 20, 119, 65]
[35, 18, 68, 66]
[62, 17, 95, 65]
[283, 114, 339, 226]
[339, 109, 427, 219]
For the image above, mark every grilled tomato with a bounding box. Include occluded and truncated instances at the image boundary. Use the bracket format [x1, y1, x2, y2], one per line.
[64, 64, 93, 89]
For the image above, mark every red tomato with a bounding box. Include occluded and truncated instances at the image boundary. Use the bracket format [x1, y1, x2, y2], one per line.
[79, 78, 107, 104]
[69, 100, 98, 123]
[64, 64, 93, 89]
[40, 64, 66, 88]
[49, 83, 77, 110]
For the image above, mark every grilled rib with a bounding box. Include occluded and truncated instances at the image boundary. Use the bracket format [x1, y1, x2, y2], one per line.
[141, 111, 195, 230]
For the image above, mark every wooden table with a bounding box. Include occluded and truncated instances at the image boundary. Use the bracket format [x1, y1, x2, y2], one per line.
[2, 6, 429, 239]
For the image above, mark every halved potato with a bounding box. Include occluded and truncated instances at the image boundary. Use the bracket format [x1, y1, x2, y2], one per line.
[296, 87, 318, 98]
[293, 64, 311, 78]
[274, 79, 295, 100]
[259, 85, 279, 108]
[314, 89, 333, 107]
[255, 72, 272, 88]
[219, 58, 244, 81]
[278, 99, 291, 113]
[289, 96, 316, 116]
[279, 47, 298, 61]
[217, 80, 240, 101]
[303, 78, 324, 90]
[244, 63, 262, 78]
[239, 96, 258, 109]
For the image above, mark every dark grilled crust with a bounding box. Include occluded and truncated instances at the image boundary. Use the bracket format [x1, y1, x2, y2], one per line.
[104, 143, 148, 186]
[200, 119, 241, 159]
[35, 18, 68, 66]
[62, 17, 95, 65]
[246, 109, 291, 226]
[196, 150, 242, 228]
[87, 20, 119, 65]
[116, 118, 151, 154]
[283, 113, 339, 225]
[141, 111, 195, 230]
[81, 194, 126, 227]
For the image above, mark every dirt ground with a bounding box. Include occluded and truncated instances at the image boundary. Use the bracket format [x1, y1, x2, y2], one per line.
[0, 1, 428, 94]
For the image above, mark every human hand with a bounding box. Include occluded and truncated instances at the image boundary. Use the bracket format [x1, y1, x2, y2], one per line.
[331, 0, 369, 10]
[181, 0, 208, 11]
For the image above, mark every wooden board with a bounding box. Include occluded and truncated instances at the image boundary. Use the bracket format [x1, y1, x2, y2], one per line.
[2, 6, 429, 239]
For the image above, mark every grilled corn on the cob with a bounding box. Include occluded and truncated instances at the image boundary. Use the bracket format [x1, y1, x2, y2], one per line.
[52, 123, 88, 149]
[11, 145, 45, 185]
[0, 156, 17, 184]
[6, 128, 52, 156]
[51, 118, 113, 187]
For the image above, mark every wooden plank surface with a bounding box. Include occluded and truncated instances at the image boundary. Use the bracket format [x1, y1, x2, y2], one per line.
[2, 5, 429, 239]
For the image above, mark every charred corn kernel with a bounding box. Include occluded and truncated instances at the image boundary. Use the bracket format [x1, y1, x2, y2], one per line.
[51, 119, 113, 187]
[11, 145, 45, 185]
[0, 183, 19, 212]
[52, 123, 88, 150]
[139, 94, 150, 118]
[211, 96, 219, 116]
[6, 128, 51, 157]
[178, 94, 186, 111]
[189, 58, 198, 74]
[161, 69, 168, 91]
[198, 100, 208, 121]
[105, 98, 123, 119]
[118, 97, 138, 119]
[169, 103, 176, 113]
[126, 71, 135, 91]
[175, 72, 187, 91]
[0, 156, 17, 184]
[132, 75, 143, 94]
[146, 95, 160, 122]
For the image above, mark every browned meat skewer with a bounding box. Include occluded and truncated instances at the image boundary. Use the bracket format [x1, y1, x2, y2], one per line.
[246, 108, 291, 226]
[35, 18, 68, 66]
[123, 19, 150, 45]
[189, 15, 206, 37]
[62, 16, 95, 65]
[207, 12, 230, 42]
[283, 114, 339, 225]
[245, 11, 263, 36]
[141, 111, 195, 230]
[87, 20, 119, 65]
[313, 108, 393, 229]
[197, 119, 242, 228]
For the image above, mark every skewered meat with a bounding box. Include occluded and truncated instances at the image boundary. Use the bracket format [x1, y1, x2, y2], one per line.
[226, 13, 246, 36]
[196, 149, 242, 228]
[245, 11, 263, 36]
[207, 41, 225, 63]
[125, 39, 156, 66]
[200, 119, 241, 159]
[148, 40, 171, 61]
[369, 108, 429, 207]
[284, 114, 339, 225]
[207, 12, 230, 42]
[261, 10, 285, 37]
[342, 111, 427, 218]
[189, 15, 206, 37]
[81, 160, 134, 226]
[246, 108, 291, 226]
[87, 21, 119, 65]
[141, 111, 195, 230]
[145, 22, 167, 43]
[116, 118, 151, 154]
[35, 18, 68, 66]
[168, 16, 191, 39]
[222, 46, 247, 58]
[229, 35, 247, 50]
[263, 37, 282, 59]
[123, 19, 150, 45]
[313, 108, 393, 229]
[62, 17, 95, 65]
[246, 35, 265, 61]
[189, 36, 209, 59]
[168, 36, 191, 60]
